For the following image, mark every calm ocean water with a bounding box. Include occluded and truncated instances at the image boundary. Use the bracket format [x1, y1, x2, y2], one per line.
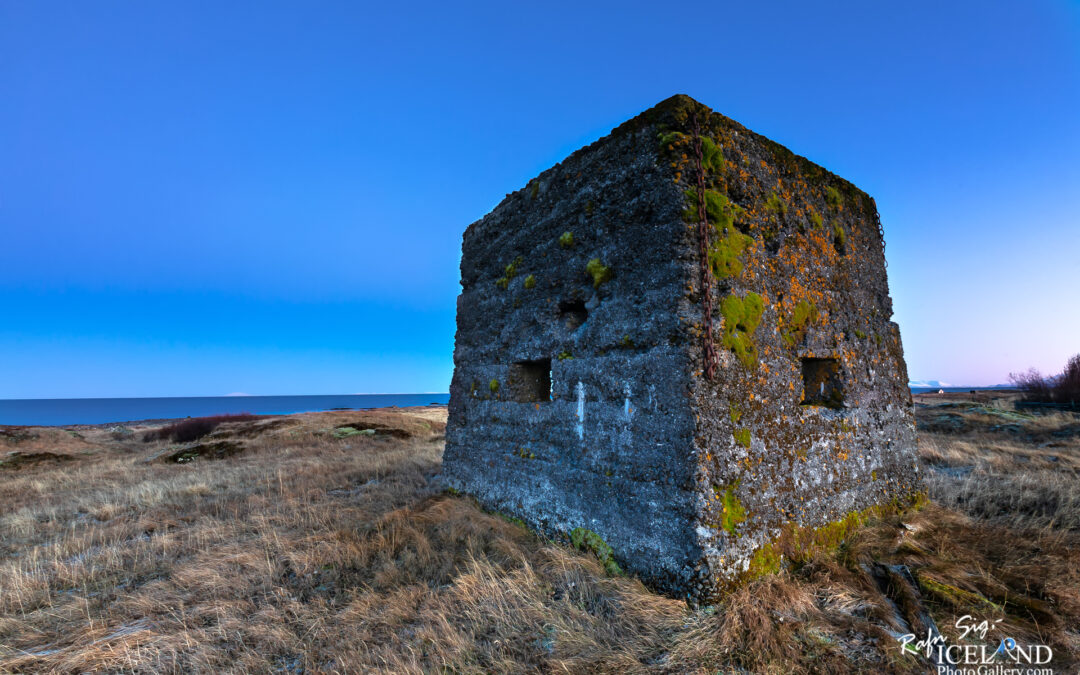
[0, 394, 450, 426]
[1, 387, 1002, 426]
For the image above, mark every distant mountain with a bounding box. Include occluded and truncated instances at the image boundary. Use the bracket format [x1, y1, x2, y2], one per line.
[908, 381, 1017, 390]
[908, 380, 951, 388]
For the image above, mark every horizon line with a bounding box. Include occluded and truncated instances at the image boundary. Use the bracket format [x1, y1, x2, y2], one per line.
[0, 392, 451, 402]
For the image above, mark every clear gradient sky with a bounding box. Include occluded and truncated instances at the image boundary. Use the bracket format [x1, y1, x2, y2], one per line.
[2, 1, 1078, 398]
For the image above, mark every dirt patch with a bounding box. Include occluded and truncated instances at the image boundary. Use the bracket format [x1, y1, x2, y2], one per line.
[916, 411, 970, 434]
[142, 414, 262, 444]
[0, 428, 38, 445]
[162, 441, 246, 463]
[0, 451, 78, 470]
[215, 418, 297, 439]
[326, 411, 445, 440]
[332, 422, 413, 439]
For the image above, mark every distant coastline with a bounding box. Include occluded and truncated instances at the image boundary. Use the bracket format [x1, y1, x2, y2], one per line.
[0, 388, 1018, 427]
[0, 393, 450, 427]
[908, 385, 1015, 394]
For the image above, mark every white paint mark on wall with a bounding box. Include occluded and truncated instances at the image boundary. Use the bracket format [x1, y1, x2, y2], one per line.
[575, 381, 585, 440]
[623, 382, 633, 421]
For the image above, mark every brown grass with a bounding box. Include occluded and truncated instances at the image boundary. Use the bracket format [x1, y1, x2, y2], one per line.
[141, 413, 263, 444]
[0, 399, 1077, 673]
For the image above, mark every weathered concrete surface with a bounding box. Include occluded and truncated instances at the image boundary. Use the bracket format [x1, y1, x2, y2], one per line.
[443, 95, 920, 603]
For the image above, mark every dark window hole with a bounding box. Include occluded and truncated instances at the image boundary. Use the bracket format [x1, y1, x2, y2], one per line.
[507, 359, 552, 402]
[801, 358, 844, 408]
[558, 299, 588, 330]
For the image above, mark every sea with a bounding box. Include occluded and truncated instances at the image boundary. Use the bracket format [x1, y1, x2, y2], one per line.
[909, 386, 1011, 394]
[0, 394, 450, 427]
[1, 387, 1009, 427]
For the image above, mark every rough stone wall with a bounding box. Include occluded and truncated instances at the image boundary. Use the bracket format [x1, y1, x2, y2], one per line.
[444, 95, 921, 604]
[654, 98, 921, 599]
[442, 109, 705, 595]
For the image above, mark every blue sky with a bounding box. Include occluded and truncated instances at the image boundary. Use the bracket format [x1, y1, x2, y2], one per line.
[1, 1, 1078, 398]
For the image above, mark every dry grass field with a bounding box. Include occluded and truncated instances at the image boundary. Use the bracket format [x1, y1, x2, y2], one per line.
[1, 395, 1077, 673]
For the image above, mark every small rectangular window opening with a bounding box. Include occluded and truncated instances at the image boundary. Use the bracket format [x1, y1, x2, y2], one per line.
[801, 358, 844, 408]
[508, 359, 552, 402]
[558, 299, 588, 330]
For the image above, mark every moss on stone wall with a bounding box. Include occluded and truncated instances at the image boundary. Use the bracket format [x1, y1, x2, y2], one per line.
[746, 542, 782, 579]
[680, 183, 753, 281]
[781, 300, 817, 348]
[682, 188, 731, 224]
[765, 192, 787, 218]
[700, 135, 725, 173]
[714, 482, 747, 534]
[570, 528, 623, 576]
[734, 428, 751, 448]
[496, 256, 523, 289]
[709, 220, 753, 280]
[825, 185, 843, 211]
[585, 258, 612, 288]
[729, 492, 928, 587]
[720, 292, 764, 369]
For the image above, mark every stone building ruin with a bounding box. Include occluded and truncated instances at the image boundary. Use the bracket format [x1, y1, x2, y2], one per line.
[443, 95, 921, 603]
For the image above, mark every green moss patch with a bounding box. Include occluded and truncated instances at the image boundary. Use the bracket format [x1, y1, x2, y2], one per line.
[682, 188, 752, 280]
[661, 131, 723, 173]
[747, 543, 782, 579]
[781, 300, 817, 348]
[700, 135, 725, 173]
[714, 482, 747, 534]
[734, 428, 751, 448]
[825, 186, 843, 211]
[570, 528, 622, 576]
[558, 231, 574, 248]
[523, 274, 536, 289]
[720, 292, 764, 369]
[709, 221, 753, 280]
[765, 192, 788, 218]
[496, 256, 523, 289]
[683, 188, 743, 227]
[686, 190, 751, 279]
[489, 378, 500, 394]
[657, 130, 685, 147]
[728, 492, 929, 587]
[917, 576, 1002, 614]
[585, 258, 612, 288]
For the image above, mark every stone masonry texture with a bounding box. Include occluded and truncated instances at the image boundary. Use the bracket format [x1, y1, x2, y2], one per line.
[442, 95, 921, 604]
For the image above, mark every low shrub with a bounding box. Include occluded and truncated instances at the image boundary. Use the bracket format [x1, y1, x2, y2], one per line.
[1010, 354, 1080, 405]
